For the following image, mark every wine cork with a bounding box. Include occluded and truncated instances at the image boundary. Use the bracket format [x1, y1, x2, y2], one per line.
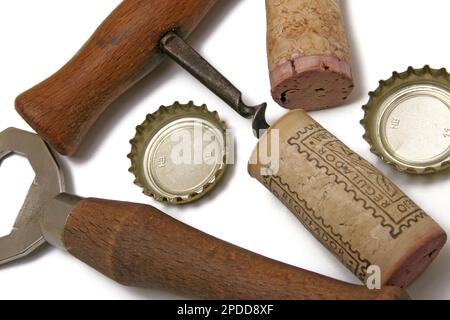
[248, 110, 446, 287]
[266, 0, 354, 110]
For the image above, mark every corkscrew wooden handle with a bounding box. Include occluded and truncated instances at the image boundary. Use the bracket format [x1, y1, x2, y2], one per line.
[15, 0, 217, 156]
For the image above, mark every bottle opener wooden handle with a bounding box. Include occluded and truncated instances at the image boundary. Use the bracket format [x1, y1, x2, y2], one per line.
[58, 197, 408, 300]
[15, 0, 217, 156]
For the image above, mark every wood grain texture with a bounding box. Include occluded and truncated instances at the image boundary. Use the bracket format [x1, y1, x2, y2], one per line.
[63, 198, 409, 300]
[15, 0, 217, 156]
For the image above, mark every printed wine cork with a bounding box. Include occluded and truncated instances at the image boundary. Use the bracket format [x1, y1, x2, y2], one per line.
[248, 110, 446, 287]
[266, 0, 354, 110]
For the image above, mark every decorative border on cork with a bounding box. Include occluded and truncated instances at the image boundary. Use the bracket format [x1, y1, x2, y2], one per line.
[261, 175, 371, 282]
[288, 122, 427, 239]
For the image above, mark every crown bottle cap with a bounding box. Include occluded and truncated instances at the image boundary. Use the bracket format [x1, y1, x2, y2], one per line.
[362, 66, 450, 174]
[129, 102, 228, 204]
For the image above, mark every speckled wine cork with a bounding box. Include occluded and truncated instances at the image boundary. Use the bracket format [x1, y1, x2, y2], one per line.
[248, 110, 446, 287]
[266, 0, 354, 110]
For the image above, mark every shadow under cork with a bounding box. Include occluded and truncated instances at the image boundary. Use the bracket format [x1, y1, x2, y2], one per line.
[408, 245, 450, 300]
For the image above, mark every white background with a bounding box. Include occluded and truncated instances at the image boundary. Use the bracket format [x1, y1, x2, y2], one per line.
[0, 0, 449, 300]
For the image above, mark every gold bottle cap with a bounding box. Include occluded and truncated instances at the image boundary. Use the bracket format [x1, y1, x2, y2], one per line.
[362, 66, 450, 174]
[128, 102, 228, 204]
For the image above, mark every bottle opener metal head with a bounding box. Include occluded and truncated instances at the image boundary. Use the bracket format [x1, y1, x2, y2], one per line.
[0, 128, 65, 265]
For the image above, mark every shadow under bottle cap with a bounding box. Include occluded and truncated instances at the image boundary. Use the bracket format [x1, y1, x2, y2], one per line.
[362, 66, 450, 174]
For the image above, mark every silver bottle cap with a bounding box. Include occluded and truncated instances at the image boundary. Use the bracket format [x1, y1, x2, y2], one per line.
[129, 102, 228, 204]
[362, 66, 450, 174]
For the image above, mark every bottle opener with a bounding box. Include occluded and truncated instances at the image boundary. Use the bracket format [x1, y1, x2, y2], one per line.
[0, 128, 407, 299]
